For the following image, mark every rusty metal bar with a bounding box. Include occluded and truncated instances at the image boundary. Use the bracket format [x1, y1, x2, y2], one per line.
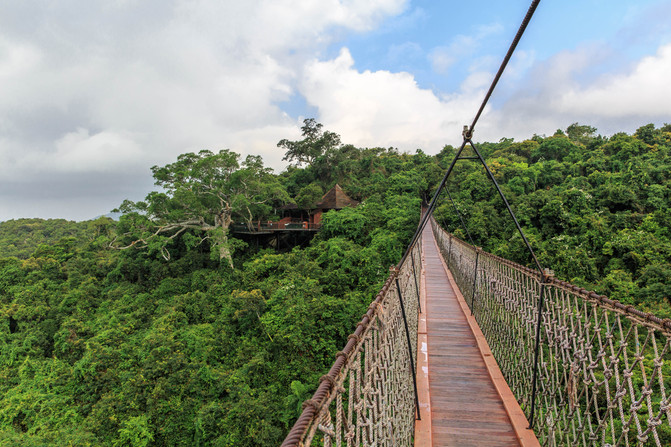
[470, 248, 480, 315]
[396, 277, 421, 421]
[411, 253, 422, 313]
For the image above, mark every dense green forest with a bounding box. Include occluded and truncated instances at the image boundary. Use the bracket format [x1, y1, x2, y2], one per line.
[434, 122, 671, 317]
[0, 218, 109, 260]
[1, 120, 670, 445]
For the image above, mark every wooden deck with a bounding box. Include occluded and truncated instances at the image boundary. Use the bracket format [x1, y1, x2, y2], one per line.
[417, 224, 538, 447]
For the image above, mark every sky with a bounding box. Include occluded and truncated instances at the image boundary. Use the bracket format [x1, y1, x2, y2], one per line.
[1, 0, 670, 221]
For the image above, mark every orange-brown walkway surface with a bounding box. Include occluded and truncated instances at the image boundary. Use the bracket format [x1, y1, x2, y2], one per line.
[416, 224, 538, 447]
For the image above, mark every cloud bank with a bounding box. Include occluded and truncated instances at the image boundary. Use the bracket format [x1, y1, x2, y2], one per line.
[0, 0, 669, 220]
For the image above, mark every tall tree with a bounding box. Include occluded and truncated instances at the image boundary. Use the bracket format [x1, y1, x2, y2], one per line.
[566, 122, 597, 146]
[295, 183, 324, 219]
[112, 149, 290, 267]
[277, 118, 341, 167]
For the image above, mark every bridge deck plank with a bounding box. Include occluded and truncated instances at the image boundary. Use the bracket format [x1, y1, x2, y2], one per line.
[421, 224, 520, 447]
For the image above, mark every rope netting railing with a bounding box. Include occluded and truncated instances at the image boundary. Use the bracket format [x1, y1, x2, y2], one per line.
[280, 239, 422, 447]
[431, 218, 671, 447]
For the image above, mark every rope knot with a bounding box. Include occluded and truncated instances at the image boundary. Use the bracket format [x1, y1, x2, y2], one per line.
[372, 302, 384, 315]
[319, 374, 337, 390]
[347, 333, 361, 344]
[302, 399, 320, 411]
[636, 433, 649, 443]
[647, 416, 663, 428]
[630, 402, 643, 412]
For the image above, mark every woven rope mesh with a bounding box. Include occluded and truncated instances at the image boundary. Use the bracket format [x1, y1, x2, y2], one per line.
[432, 218, 671, 447]
[294, 242, 421, 447]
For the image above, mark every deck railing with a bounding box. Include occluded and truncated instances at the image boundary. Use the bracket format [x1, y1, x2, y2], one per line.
[432, 218, 671, 447]
[230, 221, 321, 232]
[281, 240, 422, 446]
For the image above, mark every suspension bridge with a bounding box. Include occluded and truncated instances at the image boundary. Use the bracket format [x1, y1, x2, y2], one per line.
[281, 209, 671, 446]
[281, 1, 671, 445]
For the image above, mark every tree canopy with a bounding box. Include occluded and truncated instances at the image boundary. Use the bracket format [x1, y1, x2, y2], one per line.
[2, 120, 671, 445]
[277, 118, 341, 167]
[112, 150, 290, 267]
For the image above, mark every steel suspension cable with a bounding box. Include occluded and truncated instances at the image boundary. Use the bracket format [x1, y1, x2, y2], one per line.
[396, 139, 468, 269]
[467, 140, 543, 273]
[442, 186, 475, 246]
[467, 0, 541, 137]
[403, 0, 542, 263]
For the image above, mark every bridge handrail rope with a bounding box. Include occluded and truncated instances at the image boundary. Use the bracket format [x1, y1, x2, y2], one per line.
[280, 240, 422, 446]
[431, 217, 671, 446]
[432, 221, 671, 334]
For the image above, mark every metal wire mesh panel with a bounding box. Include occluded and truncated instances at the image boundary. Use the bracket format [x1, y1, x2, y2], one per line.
[281, 241, 421, 447]
[432, 218, 671, 447]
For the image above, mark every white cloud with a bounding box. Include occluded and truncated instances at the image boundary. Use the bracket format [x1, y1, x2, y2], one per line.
[300, 48, 483, 151]
[559, 43, 671, 117]
[1, 0, 670, 222]
[503, 50, 536, 82]
[482, 42, 671, 140]
[0, 37, 41, 81]
[0, 0, 407, 220]
[51, 129, 144, 172]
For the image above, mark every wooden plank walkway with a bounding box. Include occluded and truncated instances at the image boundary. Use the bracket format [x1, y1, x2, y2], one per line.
[420, 224, 525, 447]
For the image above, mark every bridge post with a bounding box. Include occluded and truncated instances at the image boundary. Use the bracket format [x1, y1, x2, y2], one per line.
[470, 247, 481, 316]
[394, 274, 421, 421]
[411, 252, 421, 313]
[447, 234, 452, 268]
[527, 268, 554, 429]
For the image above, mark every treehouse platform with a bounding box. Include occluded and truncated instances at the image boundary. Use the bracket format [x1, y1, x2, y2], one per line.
[230, 222, 321, 251]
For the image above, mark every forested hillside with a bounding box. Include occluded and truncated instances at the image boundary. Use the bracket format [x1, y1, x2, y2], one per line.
[1, 121, 670, 446]
[0, 218, 110, 260]
[434, 123, 671, 317]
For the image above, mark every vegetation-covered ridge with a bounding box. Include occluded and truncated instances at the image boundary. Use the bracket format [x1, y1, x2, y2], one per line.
[0, 218, 112, 260]
[434, 122, 671, 318]
[1, 121, 670, 446]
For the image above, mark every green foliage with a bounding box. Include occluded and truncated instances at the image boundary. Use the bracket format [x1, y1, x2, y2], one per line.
[0, 135, 423, 445]
[434, 122, 671, 317]
[566, 122, 597, 146]
[113, 415, 153, 447]
[2, 120, 670, 446]
[0, 218, 113, 259]
[294, 183, 323, 212]
[112, 150, 290, 267]
[278, 118, 341, 167]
